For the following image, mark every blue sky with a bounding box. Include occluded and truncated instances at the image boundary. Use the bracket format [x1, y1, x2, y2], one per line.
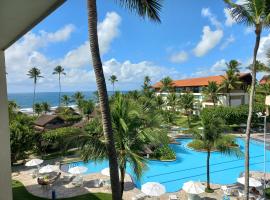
[5, 0, 270, 93]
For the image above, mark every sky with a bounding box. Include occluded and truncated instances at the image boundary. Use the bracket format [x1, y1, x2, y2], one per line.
[5, 0, 270, 93]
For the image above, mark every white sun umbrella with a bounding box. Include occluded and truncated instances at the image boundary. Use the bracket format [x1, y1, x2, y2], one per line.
[68, 166, 88, 175]
[25, 159, 43, 167]
[39, 165, 57, 174]
[101, 167, 120, 177]
[183, 181, 205, 194]
[141, 182, 166, 197]
[237, 177, 262, 187]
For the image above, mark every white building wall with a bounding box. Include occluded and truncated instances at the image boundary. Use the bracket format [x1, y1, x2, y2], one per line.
[0, 50, 13, 200]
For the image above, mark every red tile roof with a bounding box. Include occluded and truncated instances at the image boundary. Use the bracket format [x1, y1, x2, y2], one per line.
[259, 75, 270, 84]
[152, 73, 250, 89]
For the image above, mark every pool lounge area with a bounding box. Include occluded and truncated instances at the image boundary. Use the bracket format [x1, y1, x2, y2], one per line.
[63, 138, 270, 193]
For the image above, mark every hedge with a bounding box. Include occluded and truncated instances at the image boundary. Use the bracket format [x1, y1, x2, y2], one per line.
[201, 104, 265, 126]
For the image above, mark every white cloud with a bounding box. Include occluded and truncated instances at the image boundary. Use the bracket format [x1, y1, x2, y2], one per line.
[169, 51, 188, 63]
[201, 8, 222, 29]
[220, 34, 235, 50]
[257, 33, 270, 63]
[224, 8, 236, 27]
[193, 26, 223, 57]
[192, 59, 227, 77]
[61, 12, 121, 68]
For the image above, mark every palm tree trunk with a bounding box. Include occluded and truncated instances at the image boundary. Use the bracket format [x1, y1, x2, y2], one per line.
[244, 29, 261, 200]
[206, 149, 211, 190]
[87, 1, 121, 199]
[228, 93, 231, 106]
[59, 74, 61, 107]
[120, 166, 126, 198]
[33, 82, 36, 115]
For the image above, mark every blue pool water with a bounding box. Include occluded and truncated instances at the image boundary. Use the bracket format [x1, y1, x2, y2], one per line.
[66, 138, 270, 192]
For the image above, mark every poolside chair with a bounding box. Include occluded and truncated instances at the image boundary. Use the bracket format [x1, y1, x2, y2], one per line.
[62, 174, 74, 183]
[93, 179, 103, 188]
[131, 193, 147, 200]
[169, 194, 178, 200]
[221, 185, 233, 196]
[72, 176, 83, 187]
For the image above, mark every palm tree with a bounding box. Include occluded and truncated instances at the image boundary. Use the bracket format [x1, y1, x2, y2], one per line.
[224, 0, 270, 197]
[194, 115, 242, 191]
[61, 95, 71, 107]
[167, 92, 178, 112]
[160, 76, 174, 93]
[53, 65, 66, 107]
[73, 92, 85, 105]
[81, 99, 95, 120]
[27, 67, 43, 111]
[41, 102, 50, 114]
[226, 59, 241, 73]
[86, 1, 162, 198]
[179, 93, 194, 127]
[80, 94, 163, 198]
[219, 66, 242, 106]
[33, 103, 42, 116]
[142, 76, 151, 91]
[202, 81, 219, 106]
[109, 75, 118, 92]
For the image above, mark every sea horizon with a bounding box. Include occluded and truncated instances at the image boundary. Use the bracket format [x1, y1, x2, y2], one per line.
[8, 91, 128, 109]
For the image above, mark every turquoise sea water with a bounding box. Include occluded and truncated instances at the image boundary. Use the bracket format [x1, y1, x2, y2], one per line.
[65, 138, 270, 192]
[8, 91, 117, 108]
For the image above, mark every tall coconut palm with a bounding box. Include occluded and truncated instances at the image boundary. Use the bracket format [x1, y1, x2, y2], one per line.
[142, 76, 151, 91]
[33, 103, 42, 116]
[224, 0, 270, 197]
[61, 95, 71, 107]
[86, 1, 162, 198]
[202, 81, 219, 106]
[194, 115, 242, 191]
[160, 76, 174, 93]
[179, 93, 194, 127]
[226, 59, 241, 73]
[167, 92, 178, 112]
[41, 102, 51, 114]
[27, 67, 43, 111]
[80, 94, 163, 198]
[219, 67, 242, 106]
[73, 92, 85, 105]
[53, 65, 66, 107]
[109, 75, 118, 92]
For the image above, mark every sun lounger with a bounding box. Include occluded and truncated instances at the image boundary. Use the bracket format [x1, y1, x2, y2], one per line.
[131, 193, 147, 200]
[93, 179, 103, 188]
[221, 185, 233, 196]
[72, 176, 83, 187]
[169, 194, 178, 200]
[62, 174, 74, 182]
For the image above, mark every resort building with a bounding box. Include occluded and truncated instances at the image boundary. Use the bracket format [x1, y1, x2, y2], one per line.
[34, 115, 66, 131]
[260, 75, 270, 84]
[152, 73, 252, 107]
[0, 1, 66, 199]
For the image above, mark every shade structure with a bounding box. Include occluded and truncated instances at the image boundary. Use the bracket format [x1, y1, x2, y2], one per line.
[141, 182, 166, 197]
[237, 177, 262, 187]
[25, 159, 43, 167]
[39, 165, 57, 174]
[101, 167, 120, 177]
[183, 181, 205, 194]
[68, 166, 88, 175]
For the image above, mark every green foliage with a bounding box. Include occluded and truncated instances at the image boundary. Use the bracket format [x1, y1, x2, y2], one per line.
[152, 145, 176, 160]
[33, 103, 42, 116]
[56, 107, 82, 123]
[201, 104, 265, 126]
[9, 113, 35, 163]
[41, 127, 81, 153]
[79, 99, 95, 119]
[12, 180, 112, 200]
[264, 188, 270, 199]
[188, 140, 206, 150]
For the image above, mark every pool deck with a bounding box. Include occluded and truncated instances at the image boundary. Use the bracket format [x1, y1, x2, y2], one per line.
[12, 165, 270, 200]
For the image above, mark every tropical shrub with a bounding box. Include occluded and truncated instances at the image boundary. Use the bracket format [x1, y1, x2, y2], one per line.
[40, 127, 81, 153]
[9, 113, 35, 164]
[152, 145, 176, 160]
[201, 104, 265, 126]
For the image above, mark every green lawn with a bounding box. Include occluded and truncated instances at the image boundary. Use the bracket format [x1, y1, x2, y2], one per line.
[12, 180, 112, 200]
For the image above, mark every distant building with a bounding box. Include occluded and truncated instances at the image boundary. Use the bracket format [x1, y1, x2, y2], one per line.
[34, 115, 66, 131]
[152, 73, 252, 107]
[259, 75, 270, 84]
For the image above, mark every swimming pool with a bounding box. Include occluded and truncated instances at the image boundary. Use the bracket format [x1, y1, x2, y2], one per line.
[65, 138, 270, 192]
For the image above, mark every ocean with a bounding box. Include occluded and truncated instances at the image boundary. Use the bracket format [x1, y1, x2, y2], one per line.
[8, 91, 115, 109]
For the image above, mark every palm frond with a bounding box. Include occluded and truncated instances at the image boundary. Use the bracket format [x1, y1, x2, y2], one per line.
[117, 0, 162, 22]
